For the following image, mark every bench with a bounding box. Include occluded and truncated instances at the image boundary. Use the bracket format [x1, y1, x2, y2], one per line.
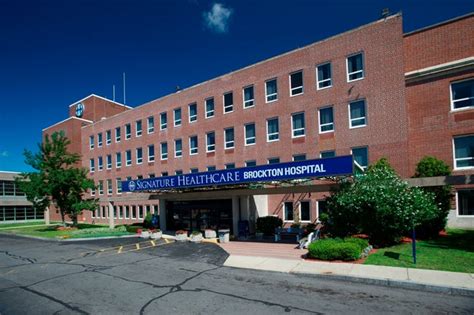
[274, 227, 304, 243]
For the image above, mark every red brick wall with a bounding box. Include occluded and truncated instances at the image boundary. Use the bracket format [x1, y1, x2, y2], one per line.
[68, 95, 130, 123]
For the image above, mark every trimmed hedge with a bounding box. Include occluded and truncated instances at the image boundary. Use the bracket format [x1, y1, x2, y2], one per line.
[308, 238, 366, 261]
[256, 216, 283, 235]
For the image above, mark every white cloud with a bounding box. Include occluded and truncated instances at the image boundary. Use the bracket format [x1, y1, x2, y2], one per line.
[203, 3, 233, 33]
[0, 151, 8, 157]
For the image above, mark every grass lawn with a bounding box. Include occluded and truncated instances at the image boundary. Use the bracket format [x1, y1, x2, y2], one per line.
[0, 221, 48, 229]
[0, 223, 134, 239]
[364, 229, 474, 273]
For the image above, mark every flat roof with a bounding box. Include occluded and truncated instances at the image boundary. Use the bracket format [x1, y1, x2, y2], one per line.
[404, 11, 473, 36]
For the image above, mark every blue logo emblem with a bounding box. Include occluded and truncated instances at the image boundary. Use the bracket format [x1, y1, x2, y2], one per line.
[75, 103, 85, 118]
[128, 181, 136, 192]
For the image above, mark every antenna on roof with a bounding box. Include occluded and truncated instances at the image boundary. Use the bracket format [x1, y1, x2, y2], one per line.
[112, 85, 116, 102]
[381, 8, 390, 18]
[123, 72, 127, 104]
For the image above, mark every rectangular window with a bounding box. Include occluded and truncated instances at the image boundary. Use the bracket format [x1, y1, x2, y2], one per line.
[206, 132, 216, 152]
[352, 147, 368, 170]
[126, 150, 132, 166]
[225, 128, 234, 149]
[243, 85, 254, 108]
[98, 180, 104, 195]
[125, 206, 129, 219]
[207, 166, 216, 171]
[98, 133, 103, 147]
[161, 172, 168, 177]
[457, 190, 474, 216]
[292, 112, 305, 137]
[223, 92, 233, 113]
[115, 127, 121, 142]
[347, 52, 364, 81]
[189, 135, 198, 155]
[116, 178, 122, 194]
[316, 62, 332, 89]
[107, 179, 112, 195]
[267, 118, 279, 142]
[136, 120, 142, 137]
[205, 98, 215, 118]
[245, 123, 256, 145]
[175, 170, 183, 175]
[190, 168, 199, 174]
[98, 156, 103, 171]
[148, 145, 155, 162]
[284, 202, 294, 221]
[106, 154, 112, 169]
[116, 152, 122, 168]
[320, 150, 335, 158]
[268, 157, 280, 164]
[188, 103, 197, 123]
[160, 112, 167, 130]
[147, 116, 155, 133]
[317, 200, 328, 218]
[175, 139, 182, 158]
[106, 130, 111, 145]
[131, 206, 136, 219]
[349, 100, 367, 128]
[149, 173, 155, 178]
[125, 124, 131, 140]
[265, 79, 278, 102]
[89, 159, 95, 172]
[174, 108, 182, 126]
[293, 154, 306, 162]
[136, 147, 143, 164]
[319, 107, 334, 133]
[161, 142, 168, 160]
[89, 135, 94, 150]
[290, 71, 303, 96]
[246, 160, 257, 167]
[451, 79, 474, 110]
[225, 163, 235, 169]
[453, 135, 474, 169]
[300, 201, 310, 222]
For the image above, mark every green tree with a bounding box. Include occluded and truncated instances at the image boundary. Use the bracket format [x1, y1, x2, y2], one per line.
[326, 158, 438, 247]
[414, 156, 452, 238]
[16, 131, 97, 226]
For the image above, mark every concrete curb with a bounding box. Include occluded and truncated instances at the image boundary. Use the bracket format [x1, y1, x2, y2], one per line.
[0, 232, 140, 242]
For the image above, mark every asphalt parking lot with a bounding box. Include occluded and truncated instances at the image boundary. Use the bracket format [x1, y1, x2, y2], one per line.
[1, 234, 473, 314]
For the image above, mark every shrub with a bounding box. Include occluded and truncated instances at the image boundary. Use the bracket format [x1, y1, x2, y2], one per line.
[256, 216, 283, 235]
[308, 238, 361, 261]
[143, 213, 153, 228]
[125, 225, 142, 233]
[344, 237, 369, 251]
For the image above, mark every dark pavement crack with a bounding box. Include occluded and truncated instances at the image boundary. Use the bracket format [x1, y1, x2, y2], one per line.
[20, 286, 90, 315]
[0, 250, 36, 264]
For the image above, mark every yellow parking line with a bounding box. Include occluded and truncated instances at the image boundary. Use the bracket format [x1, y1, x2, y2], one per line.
[117, 246, 123, 254]
[150, 240, 156, 246]
[135, 243, 140, 250]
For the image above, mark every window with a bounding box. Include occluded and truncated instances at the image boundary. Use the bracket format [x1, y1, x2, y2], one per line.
[268, 157, 280, 164]
[98, 133, 103, 147]
[320, 150, 335, 158]
[174, 108, 181, 126]
[131, 206, 137, 219]
[89, 135, 94, 150]
[126, 150, 132, 166]
[115, 127, 121, 142]
[147, 116, 154, 133]
[352, 147, 368, 170]
[125, 124, 131, 140]
[317, 200, 328, 219]
[124, 206, 130, 219]
[106, 154, 112, 169]
[189, 136, 198, 155]
[175, 139, 182, 158]
[265, 79, 278, 102]
[98, 181, 104, 195]
[207, 166, 216, 171]
[136, 120, 142, 137]
[116, 152, 122, 168]
[319, 107, 334, 133]
[451, 79, 474, 110]
[245, 123, 256, 145]
[225, 128, 234, 149]
[316, 62, 332, 89]
[290, 71, 303, 96]
[267, 118, 279, 142]
[292, 112, 305, 137]
[161, 142, 168, 160]
[175, 170, 183, 175]
[205, 98, 215, 118]
[225, 163, 235, 169]
[98, 156, 103, 171]
[137, 175, 143, 180]
[457, 190, 474, 216]
[190, 168, 199, 174]
[300, 201, 310, 222]
[284, 202, 294, 221]
[188, 103, 197, 123]
[89, 159, 95, 172]
[293, 154, 306, 162]
[136, 147, 143, 164]
[453, 135, 474, 169]
[161, 172, 169, 177]
[246, 160, 256, 167]
[107, 179, 112, 195]
[106, 130, 111, 145]
[347, 52, 364, 81]
[149, 173, 155, 178]
[223, 92, 233, 113]
[243, 85, 254, 108]
[349, 100, 367, 128]
[160, 112, 167, 130]
[148, 145, 155, 162]
[206, 132, 215, 152]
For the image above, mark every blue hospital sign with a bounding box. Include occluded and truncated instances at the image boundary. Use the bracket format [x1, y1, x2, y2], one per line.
[122, 155, 353, 192]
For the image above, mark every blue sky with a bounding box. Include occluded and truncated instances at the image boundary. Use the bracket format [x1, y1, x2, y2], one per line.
[0, 0, 472, 172]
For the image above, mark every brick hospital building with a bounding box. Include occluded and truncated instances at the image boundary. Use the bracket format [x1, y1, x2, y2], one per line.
[42, 13, 474, 232]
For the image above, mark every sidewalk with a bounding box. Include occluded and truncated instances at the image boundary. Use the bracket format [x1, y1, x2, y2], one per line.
[220, 242, 474, 296]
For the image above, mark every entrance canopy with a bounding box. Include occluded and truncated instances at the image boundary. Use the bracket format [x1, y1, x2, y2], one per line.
[121, 155, 353, 193]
